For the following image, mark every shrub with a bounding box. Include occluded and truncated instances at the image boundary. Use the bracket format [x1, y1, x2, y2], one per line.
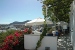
[0, 28, 30, 50]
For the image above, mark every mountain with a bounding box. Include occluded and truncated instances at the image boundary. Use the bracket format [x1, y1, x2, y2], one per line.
[9, 20, 31, 25]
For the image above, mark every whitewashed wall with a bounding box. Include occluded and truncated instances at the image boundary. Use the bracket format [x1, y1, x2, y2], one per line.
[73, 0, 75, 49]
[70, 1, 74, 45]
[24, 35, 57, 50]
[70, 1, 75, 50]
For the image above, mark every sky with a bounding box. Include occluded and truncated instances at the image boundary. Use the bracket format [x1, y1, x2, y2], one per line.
[0, 0, 44, 24]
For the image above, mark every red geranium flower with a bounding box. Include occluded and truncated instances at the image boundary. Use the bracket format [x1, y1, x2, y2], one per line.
[14, 31, 20, 37]
[4, 35, 14, 42]
[13, 39, 19, 46]
[2, 43, 12, 50]
[0, 48, 2, 50]
[24, 28, 28, 33]
[8, 35, 14, 40]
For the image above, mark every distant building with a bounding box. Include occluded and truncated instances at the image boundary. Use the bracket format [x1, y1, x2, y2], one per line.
[0, 24, 9, 30]
[9, 20, 30, 30]
[0, 20, 30, 30]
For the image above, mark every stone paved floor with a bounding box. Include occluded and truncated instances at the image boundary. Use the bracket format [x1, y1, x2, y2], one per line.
[57, 35, 73, 50]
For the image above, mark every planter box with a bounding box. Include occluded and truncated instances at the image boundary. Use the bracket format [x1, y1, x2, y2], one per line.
[24, 34, 57, 50]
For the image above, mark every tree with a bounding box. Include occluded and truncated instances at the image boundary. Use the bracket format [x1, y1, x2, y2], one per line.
[42, 0, 73, 23]
[35, 0, 73, 49]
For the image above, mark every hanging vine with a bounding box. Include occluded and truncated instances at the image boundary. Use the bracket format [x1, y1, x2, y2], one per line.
[35, 23, 47, 50]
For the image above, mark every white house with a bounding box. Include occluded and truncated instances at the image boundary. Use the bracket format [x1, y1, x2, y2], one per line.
[70, 0, 75, 50]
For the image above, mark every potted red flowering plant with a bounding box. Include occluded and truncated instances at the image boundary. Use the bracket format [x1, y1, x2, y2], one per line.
[0, 28, 29, 50]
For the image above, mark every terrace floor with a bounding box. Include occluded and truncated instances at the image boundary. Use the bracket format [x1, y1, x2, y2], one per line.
[57, 34, 73, 50]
